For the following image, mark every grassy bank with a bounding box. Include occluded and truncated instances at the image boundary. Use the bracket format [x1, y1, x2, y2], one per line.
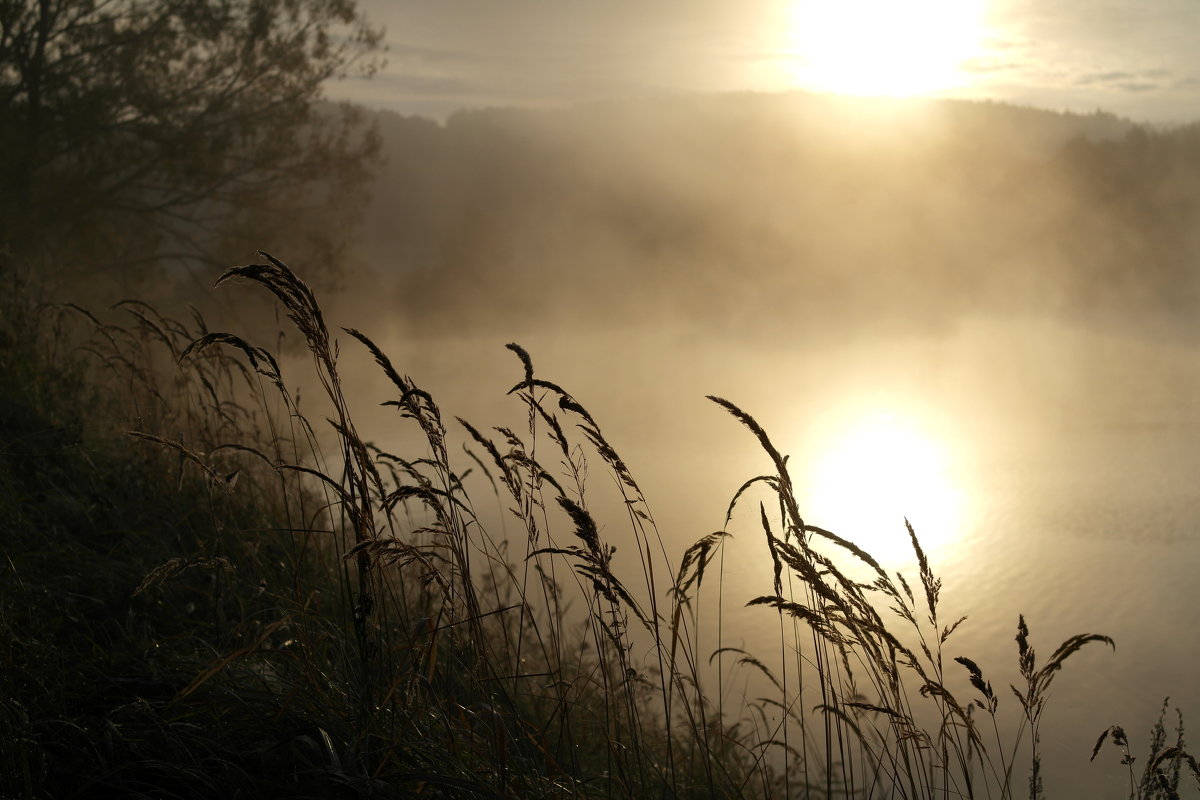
[2, 257, 1197, 799]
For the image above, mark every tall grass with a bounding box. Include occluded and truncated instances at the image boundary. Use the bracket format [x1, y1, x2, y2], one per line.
[4, 253, 1200, 798]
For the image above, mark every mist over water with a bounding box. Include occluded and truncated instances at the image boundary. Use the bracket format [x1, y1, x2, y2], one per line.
[319, 92, 1200, 796]
[334, 317, 1200, 798]
[27, 2, 1200, 793]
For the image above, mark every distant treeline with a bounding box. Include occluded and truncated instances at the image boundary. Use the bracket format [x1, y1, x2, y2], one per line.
[355, 92, 1200, 339]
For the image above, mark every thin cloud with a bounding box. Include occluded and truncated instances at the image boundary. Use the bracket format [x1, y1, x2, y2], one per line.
[388, 41, 475, 64]
[341, 0, 1200, 123]
[1072, 68, 1176, 93]
[960, 57, 1023, 76]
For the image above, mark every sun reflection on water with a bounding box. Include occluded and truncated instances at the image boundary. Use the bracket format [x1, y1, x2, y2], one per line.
[801, 407, 963, 567]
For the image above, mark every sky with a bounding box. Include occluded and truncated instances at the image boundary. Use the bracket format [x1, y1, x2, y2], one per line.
[327, 0, 1200, 124]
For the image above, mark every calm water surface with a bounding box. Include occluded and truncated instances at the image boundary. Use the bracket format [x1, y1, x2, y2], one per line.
[357, 313, 1200, 797]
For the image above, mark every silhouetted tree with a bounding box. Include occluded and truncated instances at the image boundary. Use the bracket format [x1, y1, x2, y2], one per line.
[0, 0, 383, 283]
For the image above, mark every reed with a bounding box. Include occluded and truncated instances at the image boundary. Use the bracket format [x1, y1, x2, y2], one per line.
[3, 253, 1197, 798]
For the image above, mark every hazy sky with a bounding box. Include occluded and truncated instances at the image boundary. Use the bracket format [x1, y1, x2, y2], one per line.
[327, 0, 1200, 123]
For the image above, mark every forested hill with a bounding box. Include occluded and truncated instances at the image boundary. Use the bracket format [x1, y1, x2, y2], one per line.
[350, 92, 1200, 341]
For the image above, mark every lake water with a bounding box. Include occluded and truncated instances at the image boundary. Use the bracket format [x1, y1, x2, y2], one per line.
[346, 311, 1200, 797]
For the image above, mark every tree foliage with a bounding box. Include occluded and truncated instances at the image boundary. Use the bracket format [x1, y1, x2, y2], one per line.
[0, 0, 383, 284]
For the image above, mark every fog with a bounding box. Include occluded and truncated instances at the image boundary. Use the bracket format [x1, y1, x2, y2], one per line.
[44, 1, 1200, 793]
[339, 93, 1199, 337]
[308, 91, 1200, 797]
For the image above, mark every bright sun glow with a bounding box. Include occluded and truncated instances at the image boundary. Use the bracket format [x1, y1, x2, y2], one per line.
[785, 0, 986, 97]
[803, 410, 962, 567]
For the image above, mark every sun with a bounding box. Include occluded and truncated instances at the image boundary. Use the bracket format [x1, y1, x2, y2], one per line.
[801, 409, 962, 567]
[784, 0, 986, 97]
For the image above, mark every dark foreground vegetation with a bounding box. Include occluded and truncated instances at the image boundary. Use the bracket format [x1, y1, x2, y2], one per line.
[5, 5, 1200, 796]
[3, 256, 1199, 799]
